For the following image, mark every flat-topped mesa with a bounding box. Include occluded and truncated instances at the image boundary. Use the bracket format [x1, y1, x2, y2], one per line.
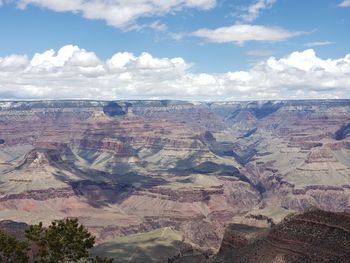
[305, 148, 337, 163]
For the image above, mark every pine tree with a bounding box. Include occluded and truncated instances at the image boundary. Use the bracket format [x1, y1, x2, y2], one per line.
[0, 218, 113, 263]
[0, 229, 28, 263]
[26, 218, 94, 263]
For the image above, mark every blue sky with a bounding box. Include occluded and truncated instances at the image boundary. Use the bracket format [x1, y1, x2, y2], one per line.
[0, 0, 349, 100]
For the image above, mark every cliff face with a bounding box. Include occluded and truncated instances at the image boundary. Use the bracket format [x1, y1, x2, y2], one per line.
[0, 100, 350, 250]
[214, 210, 350, 263]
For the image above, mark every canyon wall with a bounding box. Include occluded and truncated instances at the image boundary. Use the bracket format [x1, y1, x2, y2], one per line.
[0, 99, 349, 249]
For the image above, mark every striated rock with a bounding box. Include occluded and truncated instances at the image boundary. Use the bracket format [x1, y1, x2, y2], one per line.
[0, 99, 350, 252]
[0, 187, 75, 202]
[214, 209, 350, 263]
[147, 187, 224, 203]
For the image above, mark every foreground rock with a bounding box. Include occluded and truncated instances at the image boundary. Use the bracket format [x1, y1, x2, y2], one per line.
[213, 209, 350, 263]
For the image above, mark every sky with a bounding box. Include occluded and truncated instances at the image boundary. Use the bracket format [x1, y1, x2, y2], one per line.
[0, 0, 349, 101]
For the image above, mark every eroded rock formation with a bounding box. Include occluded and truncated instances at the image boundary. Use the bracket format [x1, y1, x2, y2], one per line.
[0, 100, 349, 251]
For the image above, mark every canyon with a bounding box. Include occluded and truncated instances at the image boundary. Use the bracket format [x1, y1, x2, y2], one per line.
[0, 99, 350, 260]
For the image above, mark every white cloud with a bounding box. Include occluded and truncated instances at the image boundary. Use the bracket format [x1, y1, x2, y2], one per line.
[240, 0, 276, 22]
[0, 54, 29, 71]
[14, 0, 216, 30]
[194, 73, 217, 85]
[31, 45, 81, 67]
[169, 32, 187, 41]
[339, 0, 350, 7]
[0, 45, 349, 101]
[305, 41, 335, 47]
[107, 52, 136, 71]
[192, 24, 302, 44]
[148, 20, 167, 32]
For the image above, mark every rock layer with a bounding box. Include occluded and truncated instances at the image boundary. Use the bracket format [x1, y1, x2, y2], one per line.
[214, 209, 350, 263]
[0, 100, 350, 250]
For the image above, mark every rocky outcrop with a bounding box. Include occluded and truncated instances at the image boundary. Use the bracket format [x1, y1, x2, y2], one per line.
[0, 220, 28, 240]
[214, 210, 350, 263]
[147, 186, 224, 203]
[0, 187, 75, 201]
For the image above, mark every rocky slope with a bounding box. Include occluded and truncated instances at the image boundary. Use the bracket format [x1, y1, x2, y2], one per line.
[0, 100, 349, 251]
[213, 209, 350, 263]
[91, 227, 207, 263]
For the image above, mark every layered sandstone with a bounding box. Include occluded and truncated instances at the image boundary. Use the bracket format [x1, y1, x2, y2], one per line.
[0, 100, 349, 251]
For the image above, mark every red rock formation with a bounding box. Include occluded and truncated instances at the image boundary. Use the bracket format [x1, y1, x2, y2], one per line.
[0, 100, 350, 251]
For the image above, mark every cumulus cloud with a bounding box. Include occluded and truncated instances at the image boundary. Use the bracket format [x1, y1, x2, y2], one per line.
[0, 45, 349, 101]
[13, 0, 216, 29]
[191, 24, 302, 45]
[339, 0, 350, 7]
[0, 55, 29, 71]
[240, 0, 277, 22]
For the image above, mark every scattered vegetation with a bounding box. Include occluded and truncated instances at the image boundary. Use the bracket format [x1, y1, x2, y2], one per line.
[0, 218, 113, 263]
[0, 229, 28, 263]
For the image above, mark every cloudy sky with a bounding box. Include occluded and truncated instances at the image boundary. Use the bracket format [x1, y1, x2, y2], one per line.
[0, 0, 349, 101]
